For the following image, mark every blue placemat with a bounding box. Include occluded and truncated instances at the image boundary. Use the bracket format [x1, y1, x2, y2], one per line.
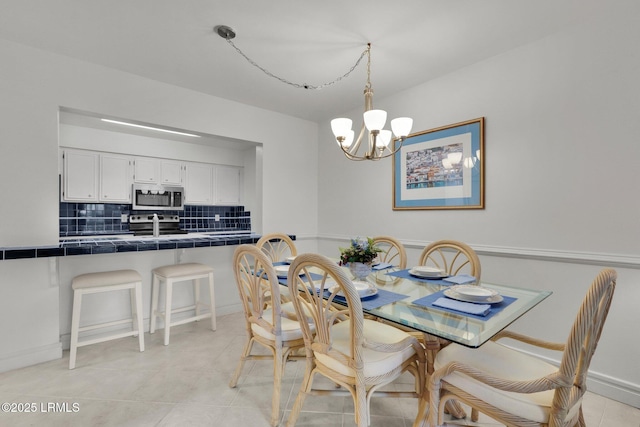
[327, 288, 409, 310]
[412, 290, 517, 321]
[386, 268, 450, 285]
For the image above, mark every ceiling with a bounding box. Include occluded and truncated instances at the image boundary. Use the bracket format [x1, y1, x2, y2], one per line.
[1, 1, 602, 123]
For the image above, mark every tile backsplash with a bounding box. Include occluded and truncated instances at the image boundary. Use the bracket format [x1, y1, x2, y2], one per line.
[59, 203, 251, 236]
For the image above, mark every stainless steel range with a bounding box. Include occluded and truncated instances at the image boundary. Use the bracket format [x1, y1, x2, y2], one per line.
[128, 214, 187, 236]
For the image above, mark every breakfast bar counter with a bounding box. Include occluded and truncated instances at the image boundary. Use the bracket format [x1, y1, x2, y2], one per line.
[0, 233, 262, 260]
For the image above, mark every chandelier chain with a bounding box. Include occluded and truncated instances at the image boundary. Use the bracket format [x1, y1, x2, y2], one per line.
[224, 38, 369, 90]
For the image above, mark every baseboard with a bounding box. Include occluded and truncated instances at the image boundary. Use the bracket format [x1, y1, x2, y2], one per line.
[0, 342, 63, 374]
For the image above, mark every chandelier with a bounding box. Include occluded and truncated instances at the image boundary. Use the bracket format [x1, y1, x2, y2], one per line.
[331, 44, 413, 161]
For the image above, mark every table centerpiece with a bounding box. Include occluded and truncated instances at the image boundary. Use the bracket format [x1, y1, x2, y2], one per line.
[339, 237, 382, 281]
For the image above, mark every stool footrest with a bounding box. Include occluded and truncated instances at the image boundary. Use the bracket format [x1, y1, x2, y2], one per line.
[78, 318, 135, 333]
[76, 330, 141, 348]
[169, 312, 213, 328]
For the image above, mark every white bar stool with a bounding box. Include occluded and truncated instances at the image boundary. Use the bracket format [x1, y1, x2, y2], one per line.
[150, 263, 216, 345]
[69, 269, 145, 369]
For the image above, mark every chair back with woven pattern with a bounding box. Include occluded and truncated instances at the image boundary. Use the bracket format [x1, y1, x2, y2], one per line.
[287, 253, 364, 368]
[550, 268, 616, 426]
[233, 244, 285, 339]
[372, 235, 407, 269]
[256, 233, 298, 263]
[419, 239, 481, 282]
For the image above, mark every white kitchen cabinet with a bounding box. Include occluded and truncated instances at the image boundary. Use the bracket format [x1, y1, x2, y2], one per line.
[215, 165, 242, 205]
[100, 154, 132, 202]
[62, 150, 99, 202]
[134, 158, 183, 185]
[160, 160, 183, 185]
[133, 157, 159, 183]
[184, 162, 213, 204]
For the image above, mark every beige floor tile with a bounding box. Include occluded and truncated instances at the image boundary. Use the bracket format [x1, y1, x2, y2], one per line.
[0, 311, 636, 427]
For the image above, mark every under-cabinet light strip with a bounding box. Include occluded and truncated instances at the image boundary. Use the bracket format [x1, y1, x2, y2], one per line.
[101, 119, 201, 137]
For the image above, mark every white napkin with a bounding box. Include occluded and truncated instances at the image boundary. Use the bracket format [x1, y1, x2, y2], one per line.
[433, 297, 491, 316]
[443, 274, 476, 285]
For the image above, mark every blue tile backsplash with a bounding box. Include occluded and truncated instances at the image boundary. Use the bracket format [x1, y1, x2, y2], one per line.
[59, 203, 251, 236]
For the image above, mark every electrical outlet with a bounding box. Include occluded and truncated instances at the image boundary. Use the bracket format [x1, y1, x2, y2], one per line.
[214, 214, 220, 221]
[121, 214, 128, 223]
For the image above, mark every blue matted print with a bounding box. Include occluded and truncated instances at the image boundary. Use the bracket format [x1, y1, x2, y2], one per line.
[393, 117, 484, 210]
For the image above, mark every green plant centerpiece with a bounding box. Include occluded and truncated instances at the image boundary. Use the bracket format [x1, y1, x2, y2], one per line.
[339, 237, 382, 281]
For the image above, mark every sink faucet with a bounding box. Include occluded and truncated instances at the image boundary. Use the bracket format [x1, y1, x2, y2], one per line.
[152, 213, 160, 237]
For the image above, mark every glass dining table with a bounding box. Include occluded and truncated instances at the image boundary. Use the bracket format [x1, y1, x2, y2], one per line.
[364, 268, 552, 348]
[278, 263, 552, 349]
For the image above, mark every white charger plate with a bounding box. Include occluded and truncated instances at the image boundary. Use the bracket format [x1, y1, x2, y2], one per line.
[409, 266, 448, 278]
[330, 281, 378, 299]
[445, 285, 503, 304]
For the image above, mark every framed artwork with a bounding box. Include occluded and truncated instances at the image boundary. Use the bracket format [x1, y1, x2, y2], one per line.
[393, 117, 484, 210]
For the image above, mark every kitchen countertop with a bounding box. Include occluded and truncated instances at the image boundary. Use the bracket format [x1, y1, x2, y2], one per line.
[0, 232, 268, 261]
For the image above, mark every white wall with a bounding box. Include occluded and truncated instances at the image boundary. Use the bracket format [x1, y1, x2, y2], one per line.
[317, 5, 640, 407]
[0, 38, 318, 372]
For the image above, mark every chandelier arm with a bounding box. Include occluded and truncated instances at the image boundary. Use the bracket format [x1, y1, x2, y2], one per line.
[346, 122, 367, 156]
[224, 39, 368, 90]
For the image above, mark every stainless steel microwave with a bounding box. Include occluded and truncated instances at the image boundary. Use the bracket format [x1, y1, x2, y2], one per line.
[132, 184, 184, 211]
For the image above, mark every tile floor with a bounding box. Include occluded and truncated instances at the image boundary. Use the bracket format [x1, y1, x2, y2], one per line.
[0, 312, 638, 427]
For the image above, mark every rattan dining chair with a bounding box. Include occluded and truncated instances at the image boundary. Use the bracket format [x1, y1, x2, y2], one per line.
[371, 235, 407, 269]
[286, 253, 426, 427]
[420, 268, 617, 427]
[228, 244, 306, 426]
[256, 233, 298, 263]
[418, 239, 481, 282]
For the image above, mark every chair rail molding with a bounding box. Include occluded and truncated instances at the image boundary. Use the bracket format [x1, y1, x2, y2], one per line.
[318, 234, 640, 269]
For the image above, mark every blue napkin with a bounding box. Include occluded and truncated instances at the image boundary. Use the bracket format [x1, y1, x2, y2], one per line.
[412, 290, 517, 321]
[432, 297, 491, 316]
[372, 262, 394, 270]
[442, 274, 477, 285]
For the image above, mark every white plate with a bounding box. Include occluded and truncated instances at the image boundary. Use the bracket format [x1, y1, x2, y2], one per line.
[444, 286, 503, 304]
[409, 266, 448, 278]
[330, 281, 378, 299]
[274, 265, 290, 278]
[285, 256, 297, 264]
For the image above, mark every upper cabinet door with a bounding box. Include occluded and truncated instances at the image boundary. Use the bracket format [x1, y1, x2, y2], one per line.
[133, 157, 159, 183]
[184, 162, 213, 204]
[215, 165, 242, 205]
[100, 154, 132, 202]
[160, 160, 183, 185]
[63, 150, 99, 202]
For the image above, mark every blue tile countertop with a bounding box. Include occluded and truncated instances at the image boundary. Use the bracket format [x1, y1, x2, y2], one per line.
[0, 233, 274, 261]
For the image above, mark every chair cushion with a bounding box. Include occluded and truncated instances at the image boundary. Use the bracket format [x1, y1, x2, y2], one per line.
[152, 263, 213, 278]
[72, 269, 141, 289]
[434, 341, 561, 423]
[315, 319, 416, 379]
[251, 301, 305, 342]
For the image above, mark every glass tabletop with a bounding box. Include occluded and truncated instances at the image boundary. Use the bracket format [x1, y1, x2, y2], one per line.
[364, 268, 552, 347]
